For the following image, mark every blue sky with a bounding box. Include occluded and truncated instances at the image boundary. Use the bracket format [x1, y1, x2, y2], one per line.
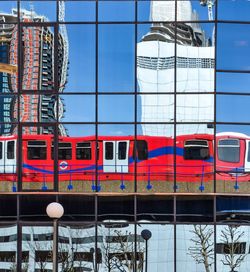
[2, 1, 250, 136]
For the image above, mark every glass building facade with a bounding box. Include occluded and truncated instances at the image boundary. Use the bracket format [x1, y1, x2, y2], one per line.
[0, 0, 250, 271]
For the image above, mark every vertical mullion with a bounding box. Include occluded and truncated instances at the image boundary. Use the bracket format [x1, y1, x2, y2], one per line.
[17, 195, 22, 272]
[173, 0, 177, 195]
[54, 0, 59, 192]
[95, 1, 99, 271]
[174, 2, 177, 272]
[17, 0, 22, 192]
[214, 0, 218, 196]
[134, 0, 138, 194]
[95, 0, 99, 194]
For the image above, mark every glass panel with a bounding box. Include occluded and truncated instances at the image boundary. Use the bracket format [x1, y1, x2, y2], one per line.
[177, 94, 214, 123]
[136, 124, 174, 193]
[138, 94, 174, 124]
[0, 95, 17, 124]
[58, 223, 96, 272]
[216, 125, 250, 194]
[98, 24, 135, 93]
[177, 224, 214, 272]
[58, 196, 95, 221]
[99, 95, 134, 122]
[138, 1, 176, 22]
[64, 24, 96, 93]
[217, 72, 250, 93]
[20, 1, 56, 22]
[176, 23, 215, 93]
[216, 225, 250, 272]
[98, 196, 134, 222]
[60, 94, 95, 122]
[0, 224, 17, 271]
[20, 195, 56, 220]
[22, 126, 55, 191]
[216, 196, 250, 223]
[98, 223, 136, 271]
[20, 25, 56, 92]
[137, 196, 174, 222]
[217, 94, 250, 123]
[57, 125, 96, 193]
[0, 196, 16, 220]
[176, 125, 214, 193]
[217, 23, 250, 71]
[22, 225, 53, 271]
[138, 224, 174, 272]
[137, 23, 175, 94]
[188, 0, 216, 21]
[63, 1, 96, 22]
[176, 196, 214, 222]
[98, 125, 135, 193]
[20, 94, 57, 123]
[99, 1, 135, 22]
[137, 0, 151, 22]
[218, 0, 250, 21]
[62, 124, 95, 137]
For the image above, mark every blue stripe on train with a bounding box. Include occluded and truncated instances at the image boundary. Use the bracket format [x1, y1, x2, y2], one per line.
[23, 145, 214, 174]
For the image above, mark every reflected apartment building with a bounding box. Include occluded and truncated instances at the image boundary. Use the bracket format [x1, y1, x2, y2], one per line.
[137, 1, 214, 136]
[0, 9, 68, 135]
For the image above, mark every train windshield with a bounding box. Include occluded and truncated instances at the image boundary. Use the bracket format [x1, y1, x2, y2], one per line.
[184, 140, 210, 160]
[218, 139, 240, 163]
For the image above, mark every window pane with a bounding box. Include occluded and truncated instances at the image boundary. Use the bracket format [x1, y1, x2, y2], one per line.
[177, 224, 214, 272]
[99, 24, 135, 92]
[99, 1, 135, 22]
[217, 24, 250, 71]
[105, 142, 113, 160]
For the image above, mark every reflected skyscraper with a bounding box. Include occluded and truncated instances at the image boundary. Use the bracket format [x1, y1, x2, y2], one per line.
[137, 1, 215, 136]
[0, 9, 68, 135]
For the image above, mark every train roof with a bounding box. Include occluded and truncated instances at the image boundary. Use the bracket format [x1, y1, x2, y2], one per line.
[216, 132, 249, 139]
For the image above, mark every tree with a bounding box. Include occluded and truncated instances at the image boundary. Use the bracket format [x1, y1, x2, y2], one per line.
[100, 228, 145, 272]
[188, 224, 214, 272]
[220, 225, 247, 272]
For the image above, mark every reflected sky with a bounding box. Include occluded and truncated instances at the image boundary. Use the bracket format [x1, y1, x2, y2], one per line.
[0, 1, 250, 136]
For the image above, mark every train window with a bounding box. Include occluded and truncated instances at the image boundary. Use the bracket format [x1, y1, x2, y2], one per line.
[216, 242, 246, 254]
[7, 141, 14, 159]
[0, 142, 2, 160]
[247, 142, 250, 162]
[218, 139, 240, 163]
[76, 142, 92, 160]
[105, 142, 113, 160]
[27, 141, 47, 160]
[59, 143, 72, 160]
[133, 140, 148, 161]
[184, 140, 210, 160]
[118, 142, 127, 160]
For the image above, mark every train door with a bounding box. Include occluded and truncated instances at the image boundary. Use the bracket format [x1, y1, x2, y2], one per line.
[0, 140, 16, 173]
[245, 140, 250, 172]
[103, 141, 129, 173]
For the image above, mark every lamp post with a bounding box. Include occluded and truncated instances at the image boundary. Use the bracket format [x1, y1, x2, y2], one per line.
[46, 202, 64, 272]
[141, 229, 152, 272]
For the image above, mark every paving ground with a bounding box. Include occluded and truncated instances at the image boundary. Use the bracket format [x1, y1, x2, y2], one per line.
[0, 179, 249, 193]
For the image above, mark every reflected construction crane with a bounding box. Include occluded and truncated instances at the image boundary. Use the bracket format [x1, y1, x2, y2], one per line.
[0, 63, 17, 74]
[200, 0, 215, 21]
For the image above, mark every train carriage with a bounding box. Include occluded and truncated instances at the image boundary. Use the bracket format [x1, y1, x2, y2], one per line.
[1, 132, 249, 191]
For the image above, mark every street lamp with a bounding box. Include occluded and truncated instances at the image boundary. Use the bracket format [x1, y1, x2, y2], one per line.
[46, 202, 64, 272]
[141, 229, 152, 272]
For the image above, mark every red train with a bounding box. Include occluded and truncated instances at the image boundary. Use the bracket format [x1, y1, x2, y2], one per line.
[0, 132, 249, 191]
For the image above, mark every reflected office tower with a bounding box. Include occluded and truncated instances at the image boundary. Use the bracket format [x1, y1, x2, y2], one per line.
[137, 1, 214, 136]
[0, 9, 68, 135]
